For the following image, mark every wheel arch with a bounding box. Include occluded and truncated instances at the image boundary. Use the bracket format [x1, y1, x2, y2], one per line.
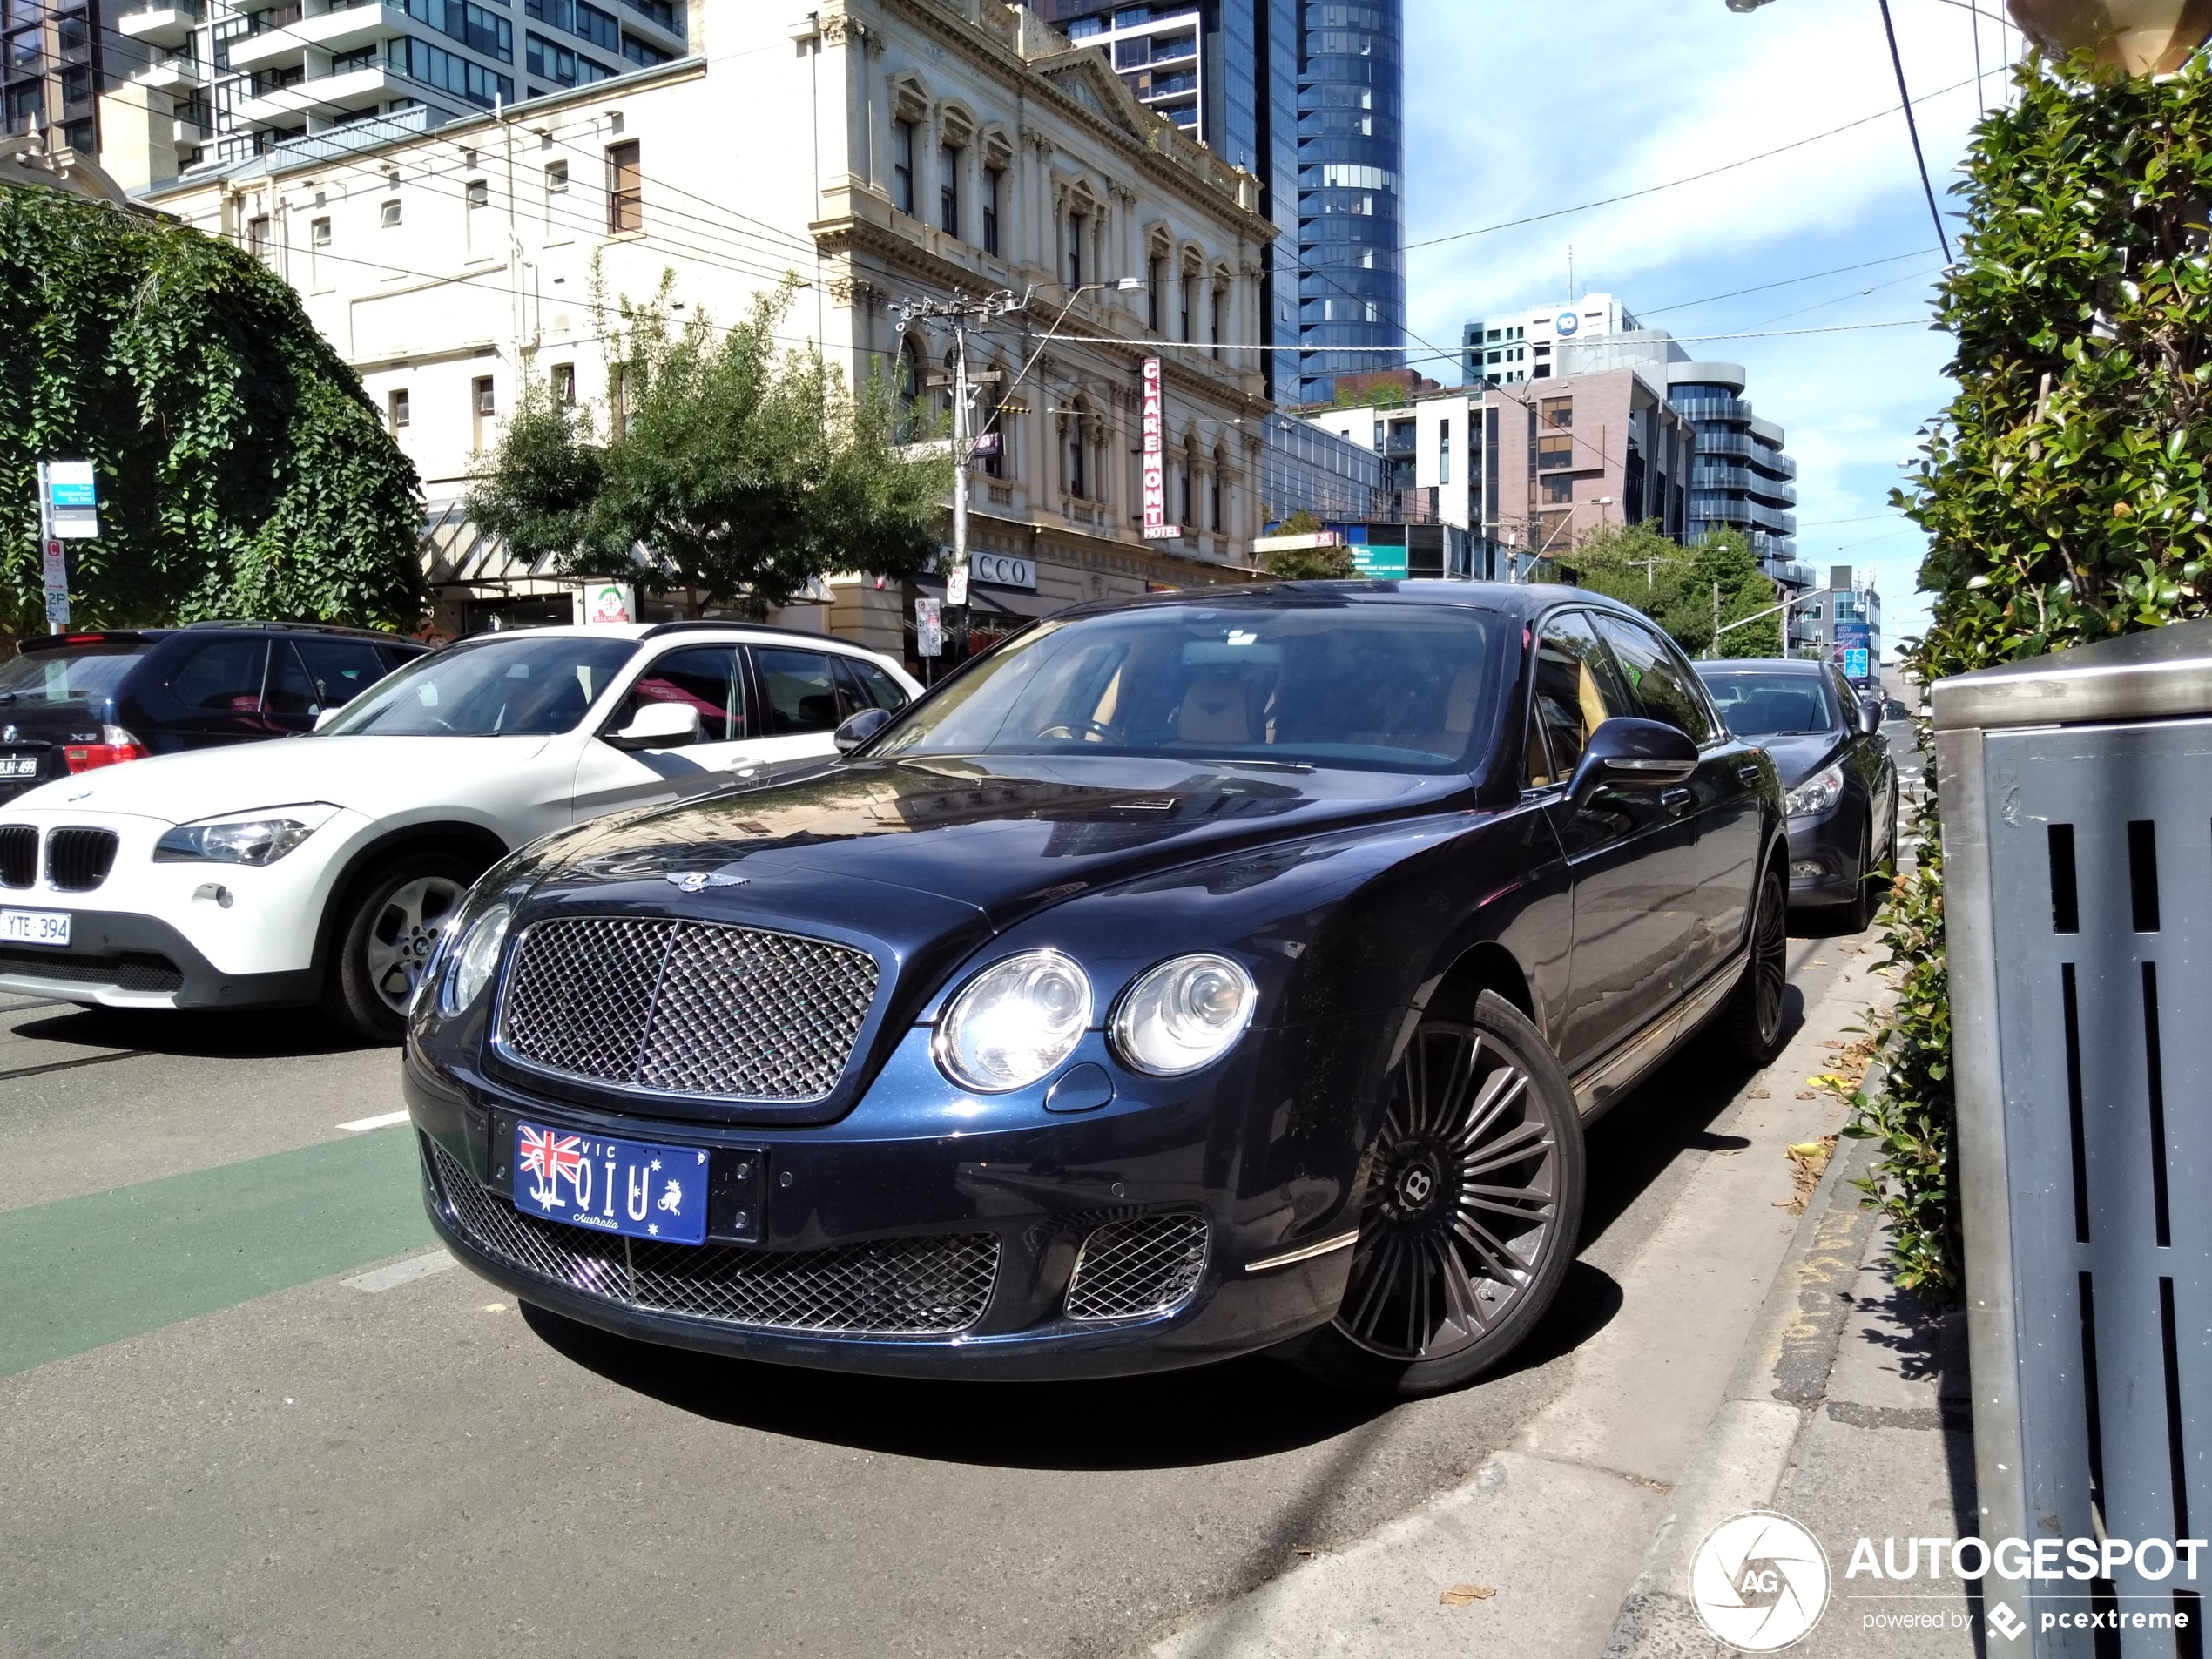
[310, 820, 510, 979]
[1418, 939, 1539, 1035]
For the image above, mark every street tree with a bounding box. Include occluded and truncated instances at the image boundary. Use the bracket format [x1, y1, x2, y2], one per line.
[0, 185, 425, 635]
[1261, 509, 1352, 580]
[469, 278, 953, 616]
[1555, 521, 1779, 656]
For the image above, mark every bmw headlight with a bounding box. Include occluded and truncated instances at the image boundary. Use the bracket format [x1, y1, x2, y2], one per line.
[1784, 762, 1846, 819]
[440, 902, 513, 1017]
[153, 803, 341, 866]
[1112, 954, 1257, 1076]
[934, 949, 1093, 1093]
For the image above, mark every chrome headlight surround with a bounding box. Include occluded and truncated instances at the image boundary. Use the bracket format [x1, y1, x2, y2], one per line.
[1110, 953, 1258, 1076]
[437, 900, 514, 1018]
[1784, 761, 1846, 819]
[152, 802, 341, 866]
[934, 948, 1094, 1094]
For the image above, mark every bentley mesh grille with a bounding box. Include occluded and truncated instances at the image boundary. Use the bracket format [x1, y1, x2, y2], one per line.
[45, 827, 118, 893]
[498, 916, 879, 1102]
[427, 1141, 998, 1336]
[1063, 1214, 1210, 1322]
[0, 825, 37, 888]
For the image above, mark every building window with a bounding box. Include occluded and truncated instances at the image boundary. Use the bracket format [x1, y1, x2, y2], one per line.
[465, 177, 488, 207]
[892, 118, 914, 216]
[1178, 267, 1191, 341]
[1536, 433, 1574, 470]
[381, 198, 401, 227]
[311, 215, 331, 247]
[246, 215, 273, 260]
[605, 138, 640, 232]
[1438, 419, 1450, 485]
[978, 381, 1005, 478]
[1210, 453, 1224, 532]
[938, 141, 958, 238]
[1541, 396, 1572, 429]
[472, 375, 496, 448]
[545, 158, 568, 193]
[1147, 255, 1162, 331]
[1540, 474, 1574, 505]
[1211, 287, 1223, 360]
[553, 361, 576, 405]
[1065, 414, 1086, 500]
[981, 167, 999, 256]
[388, 388, 410, 430]
[1065, 210, 1082, 288]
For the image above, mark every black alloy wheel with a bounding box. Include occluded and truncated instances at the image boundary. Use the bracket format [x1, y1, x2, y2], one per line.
[1712, 862, 1789, 1064]
[1284, 991, 1585, 1397]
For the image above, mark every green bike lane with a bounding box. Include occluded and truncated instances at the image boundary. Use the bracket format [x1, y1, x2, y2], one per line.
[0, 1123, 434, 1379]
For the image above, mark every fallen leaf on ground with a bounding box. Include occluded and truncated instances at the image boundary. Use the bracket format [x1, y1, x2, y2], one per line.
[1749, 1089, 1770, 1099]
[1804, 959, 1827, 967]
[1440, 1585, 1496, 1606]
[1822, 1039, 1844, 1049]
[1796, 1090, 1816, 1100]
[1782, 1135, 1840, 1213]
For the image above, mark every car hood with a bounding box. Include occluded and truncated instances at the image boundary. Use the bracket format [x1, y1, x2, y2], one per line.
[535, 753, 1469, 927]
[1754, 732, 1848, 791]
[5, 733, 552, 825]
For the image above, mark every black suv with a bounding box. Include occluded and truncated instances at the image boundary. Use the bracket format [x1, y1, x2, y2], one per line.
[0, 622, 428, 804]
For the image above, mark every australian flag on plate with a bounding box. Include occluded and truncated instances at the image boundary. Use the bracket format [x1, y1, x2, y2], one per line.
[514, 1121, 709, 1245]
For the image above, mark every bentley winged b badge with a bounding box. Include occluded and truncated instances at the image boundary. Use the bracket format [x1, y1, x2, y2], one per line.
[666, 871, 746, 894]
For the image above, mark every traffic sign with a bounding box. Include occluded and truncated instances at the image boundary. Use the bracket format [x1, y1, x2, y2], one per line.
[38, 460, 98, 540]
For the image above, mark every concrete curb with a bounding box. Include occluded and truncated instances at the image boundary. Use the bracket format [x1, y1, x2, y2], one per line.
[1599, 1079, 1885, 1659]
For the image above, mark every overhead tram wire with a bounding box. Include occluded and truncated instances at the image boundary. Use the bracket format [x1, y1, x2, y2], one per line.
[1878, 0, 1953, 262]
[1403, 71, 1982, 253]
[1638, 247, 1939, 315]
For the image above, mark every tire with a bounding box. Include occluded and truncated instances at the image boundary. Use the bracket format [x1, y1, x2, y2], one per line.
[321, 852, 478, 1042]
[1282, 991, 1586, 1398]
[1712, 860, 1789, 1066]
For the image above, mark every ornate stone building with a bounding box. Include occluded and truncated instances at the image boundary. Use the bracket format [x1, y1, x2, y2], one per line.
[126, 0, 1276, 659]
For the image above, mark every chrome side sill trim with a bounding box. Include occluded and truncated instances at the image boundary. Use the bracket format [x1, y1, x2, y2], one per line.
[1244, 1228, 1361, 1274]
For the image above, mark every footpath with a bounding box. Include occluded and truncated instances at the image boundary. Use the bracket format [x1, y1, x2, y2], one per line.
[1150, 942, 1980, 1659]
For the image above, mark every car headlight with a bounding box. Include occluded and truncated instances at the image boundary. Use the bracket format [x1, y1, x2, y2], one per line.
[1112, 953, 1257, 1076]
[1784, 762, 1846, 819]
[440, 902, 513, 1017]
[934, 948, 1093, 1093]
[152, 803, 341, 865]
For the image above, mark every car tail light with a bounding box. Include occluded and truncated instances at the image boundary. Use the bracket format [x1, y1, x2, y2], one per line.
[64, 724, 150, 773]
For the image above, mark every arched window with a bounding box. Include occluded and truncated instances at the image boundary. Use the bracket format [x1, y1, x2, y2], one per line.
[1180, 435, 1197, 528]
[897, 337, 921, 408]
[1064, 405, 1088, 500]
[1211, 444, 1227, 532]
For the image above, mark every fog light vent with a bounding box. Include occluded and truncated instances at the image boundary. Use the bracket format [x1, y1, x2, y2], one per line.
[1064, 1213, 1209, 1322]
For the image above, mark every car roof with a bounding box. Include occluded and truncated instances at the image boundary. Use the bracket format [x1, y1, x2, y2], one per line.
[16, 623, 425, 655]
[447, 622, 890, 649]
[1046, 578, 1655, 626]
[1693, 658, 1829, 675]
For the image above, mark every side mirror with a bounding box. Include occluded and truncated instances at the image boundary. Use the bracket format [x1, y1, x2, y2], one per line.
[313, 707, 343, 732]
[1568, 716, 1699, 810]
[833, 706, 893, 755]
[607, 700, 702, 751]
[1858, 699, 1883, 737]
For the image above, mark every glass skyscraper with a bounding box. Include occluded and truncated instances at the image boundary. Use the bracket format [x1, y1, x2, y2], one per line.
[1026, 0, 1403, 404]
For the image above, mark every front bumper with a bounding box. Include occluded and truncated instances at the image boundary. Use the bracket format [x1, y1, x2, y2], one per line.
[407, 1023, 1367, 1381]
[1782, 805, 1862, 907]
[0, 907, 318, 1008]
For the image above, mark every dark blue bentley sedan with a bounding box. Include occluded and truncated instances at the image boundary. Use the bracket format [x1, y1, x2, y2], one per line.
[404, 583, 1788, 1397]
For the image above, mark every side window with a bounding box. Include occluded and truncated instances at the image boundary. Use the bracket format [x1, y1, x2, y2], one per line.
[753, 647, 845, 736]
[277, 639, 389, 714]
[611, 646, 746, 744]
[1592, 615, 1716, 745]
[835, 654, 908, 714]
[1829, 667, 1858, 728]
[1527, 610, 1633, 786]
[169, 638, 269, 713]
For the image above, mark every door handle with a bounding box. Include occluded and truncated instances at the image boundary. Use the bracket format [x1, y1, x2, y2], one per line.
[1661, 786, 1693, 811]
[1736, 764, 1763, 784]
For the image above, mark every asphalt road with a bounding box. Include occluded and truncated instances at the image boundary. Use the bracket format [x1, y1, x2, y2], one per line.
[0, 927, 1881, 1658]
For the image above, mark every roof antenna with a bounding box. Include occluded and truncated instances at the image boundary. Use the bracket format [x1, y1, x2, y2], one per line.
[1567, 244, 1575, 301]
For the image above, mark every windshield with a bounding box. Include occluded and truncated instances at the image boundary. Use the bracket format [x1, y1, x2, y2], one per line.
[1699, 670, 1841, 737]
[0, 645, 145, 710]
[870, 602, 1503, 773]
[319, 635, 636, 737]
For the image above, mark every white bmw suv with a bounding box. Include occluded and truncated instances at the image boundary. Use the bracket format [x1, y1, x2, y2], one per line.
[0, 623, 920, 1039]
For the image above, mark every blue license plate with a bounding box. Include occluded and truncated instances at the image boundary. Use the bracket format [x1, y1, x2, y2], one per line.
[511, 1121, 709, 1245]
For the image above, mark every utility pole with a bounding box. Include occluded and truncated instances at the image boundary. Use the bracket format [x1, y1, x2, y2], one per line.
[898, 288, 1025, 661]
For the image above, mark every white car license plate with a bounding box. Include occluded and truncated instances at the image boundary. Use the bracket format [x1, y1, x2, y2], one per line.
[0, 756, 38, 778]
[0, 909, 71, 947]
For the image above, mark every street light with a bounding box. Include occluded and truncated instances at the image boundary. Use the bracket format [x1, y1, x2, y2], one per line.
[2005, 0, 2212, 73]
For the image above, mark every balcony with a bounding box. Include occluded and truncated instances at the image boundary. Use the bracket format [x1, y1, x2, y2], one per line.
[226, 16, 308, 72]
[133, 45, 205, 89]
[1383, 487, 1440, 524]
[233, 60, 400, 123]
[115, 0, 202, 49]
[1672, 395, 1752, 424]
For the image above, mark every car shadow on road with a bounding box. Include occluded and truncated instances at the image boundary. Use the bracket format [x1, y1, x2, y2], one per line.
[4, 1004, 380, 1061]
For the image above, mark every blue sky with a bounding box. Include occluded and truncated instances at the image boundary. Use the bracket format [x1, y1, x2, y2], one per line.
[1404, 0, 2025, 652]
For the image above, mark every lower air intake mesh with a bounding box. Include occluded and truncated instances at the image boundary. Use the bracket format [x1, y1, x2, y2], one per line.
[1063, 1213, 1210, 1322]
[427, 1140, 998, 1336]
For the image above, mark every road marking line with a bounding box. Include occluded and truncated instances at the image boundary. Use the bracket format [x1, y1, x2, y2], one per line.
[343, 1251, 457, 1293]
[338, 1109, 410, 1133]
